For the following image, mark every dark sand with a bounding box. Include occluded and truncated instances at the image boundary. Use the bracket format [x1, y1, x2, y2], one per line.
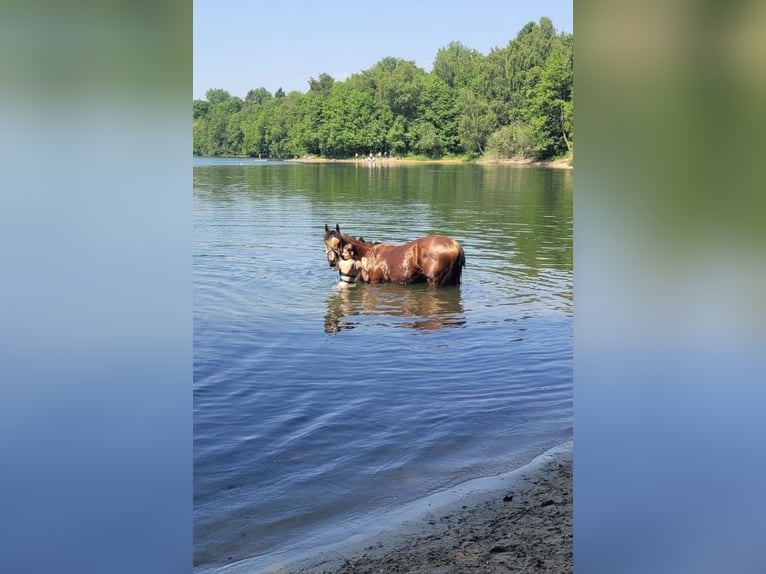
[268, 441, 572, 574]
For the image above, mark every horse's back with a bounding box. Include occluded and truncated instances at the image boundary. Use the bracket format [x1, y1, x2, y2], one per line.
[409, 235, 465, 286]
[418, 236, 465, 287]
[362, 234, 464, 287]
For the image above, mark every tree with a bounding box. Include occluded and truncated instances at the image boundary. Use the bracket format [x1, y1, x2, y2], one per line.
[226, 110, 244, 154]
[193, 117, 210, 155]
[410, 120, 444, 158]
[506, 18, 556, 102]
[485, 122, 535, 158]
[259, 96, 300, 158]
[241, 106, 268, 157]
[358, 57, 427, 124]
[319, 82, 379, 157]
[432, 41, 483, 90]
[308, 73, 335, 95]
[290, 90, 324, 156]
[280, 92, 309, 157]
[203, 96, 242, 155]
[387, 116, 408, 157]
[419, 74, 461, 153]
[457, 89, 496, 156]
[525, 34, 573, 158]
[245, 87, 272, 105]
[476, 47, 513, 124]
[193, 100, 209, 119]
[205, 88, 232, 105]
[192, 18, 573, 161]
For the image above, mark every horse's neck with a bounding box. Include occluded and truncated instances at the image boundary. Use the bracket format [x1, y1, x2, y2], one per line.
[345, 236, 372, 257]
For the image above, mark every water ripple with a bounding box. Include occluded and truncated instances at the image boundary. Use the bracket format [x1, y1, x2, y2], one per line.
[194, 163, 572, 570]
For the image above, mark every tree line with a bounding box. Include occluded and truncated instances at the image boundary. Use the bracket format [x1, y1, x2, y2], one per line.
[193, 18, 572, 161]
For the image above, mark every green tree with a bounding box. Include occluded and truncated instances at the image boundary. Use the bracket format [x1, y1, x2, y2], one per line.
[476, 18, 558, 126]
[457, 89, 496, 155]
[505, 18, 556, 113]
[281, 92, 309, 157]
[410, 120, 444, 158]
[419, 74, 461, 153]
[205, 88, 232, 106]
[241, 106, 268, 157]
[193, 99, 209, 120]
[226, 110, 244, 155]
[319, 82, 379, 157]
[193, 18, 572, 162]
[261, 97, 291, 157]
[245, 87, 272, 105]
[204, 96, 242, 155]
[308, 73, 335, 95]
[432, 41, 483, 90]
[485, 121, 535, 158]
[290, 89, 324, 156]
[193, 117, 210, 155]
[387, 115, 408, 157]
[525, 34, 573, 158]
[351, 57, 427, 132]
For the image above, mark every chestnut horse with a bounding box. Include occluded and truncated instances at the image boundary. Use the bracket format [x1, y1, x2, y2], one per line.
[323, 224, 465, 287]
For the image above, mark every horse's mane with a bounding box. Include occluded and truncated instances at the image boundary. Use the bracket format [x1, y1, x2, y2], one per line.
[324, 225, 381, 246]
[343, 234, 381, 246]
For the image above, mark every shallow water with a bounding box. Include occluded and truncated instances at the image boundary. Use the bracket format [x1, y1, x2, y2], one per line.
[193, 159, 573, 570]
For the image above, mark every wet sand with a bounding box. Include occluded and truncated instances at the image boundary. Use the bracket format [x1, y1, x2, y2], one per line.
[275, 441, 572, 574]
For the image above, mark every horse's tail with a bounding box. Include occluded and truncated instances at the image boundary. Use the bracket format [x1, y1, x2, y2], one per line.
[437, 243, 466, 287]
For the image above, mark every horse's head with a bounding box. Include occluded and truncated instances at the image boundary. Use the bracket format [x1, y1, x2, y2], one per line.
[323, 223, 343, 269]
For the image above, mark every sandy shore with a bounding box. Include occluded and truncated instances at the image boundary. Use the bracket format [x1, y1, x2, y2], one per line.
[271, 441, 572, 574]
[288, 156, 572, 169]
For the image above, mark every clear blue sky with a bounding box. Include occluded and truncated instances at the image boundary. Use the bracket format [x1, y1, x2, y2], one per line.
[193, 0, 572, 100]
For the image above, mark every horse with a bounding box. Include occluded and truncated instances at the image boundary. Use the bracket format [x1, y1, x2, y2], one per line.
[323, 224, 465, 287]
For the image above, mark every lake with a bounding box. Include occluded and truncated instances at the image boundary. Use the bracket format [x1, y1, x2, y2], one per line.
[193, 158, 573, 571]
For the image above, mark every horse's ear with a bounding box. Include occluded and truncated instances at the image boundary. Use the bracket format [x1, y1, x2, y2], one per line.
[359, 236, 364, 242]
[324, 224, 329, 232]
[335, 223, 340, 233]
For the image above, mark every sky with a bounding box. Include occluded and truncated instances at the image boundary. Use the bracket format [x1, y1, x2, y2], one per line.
[193, 0, 572, 100]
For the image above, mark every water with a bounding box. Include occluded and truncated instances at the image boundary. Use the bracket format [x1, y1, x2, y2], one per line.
[193, 159, 573, 571]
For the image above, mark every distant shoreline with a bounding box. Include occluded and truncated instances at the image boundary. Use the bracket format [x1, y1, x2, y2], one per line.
[193, 155, 572, 170]
[288, 156, 573, 170]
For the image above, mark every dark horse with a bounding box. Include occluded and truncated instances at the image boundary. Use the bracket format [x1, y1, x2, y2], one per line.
[324, 224, 465, 287]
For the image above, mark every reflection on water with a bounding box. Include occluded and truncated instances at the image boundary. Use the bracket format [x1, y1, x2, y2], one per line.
[324, 282, 466, 333]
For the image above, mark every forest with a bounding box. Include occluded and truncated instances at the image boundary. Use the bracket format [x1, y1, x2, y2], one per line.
[193, 18, 572, 162]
